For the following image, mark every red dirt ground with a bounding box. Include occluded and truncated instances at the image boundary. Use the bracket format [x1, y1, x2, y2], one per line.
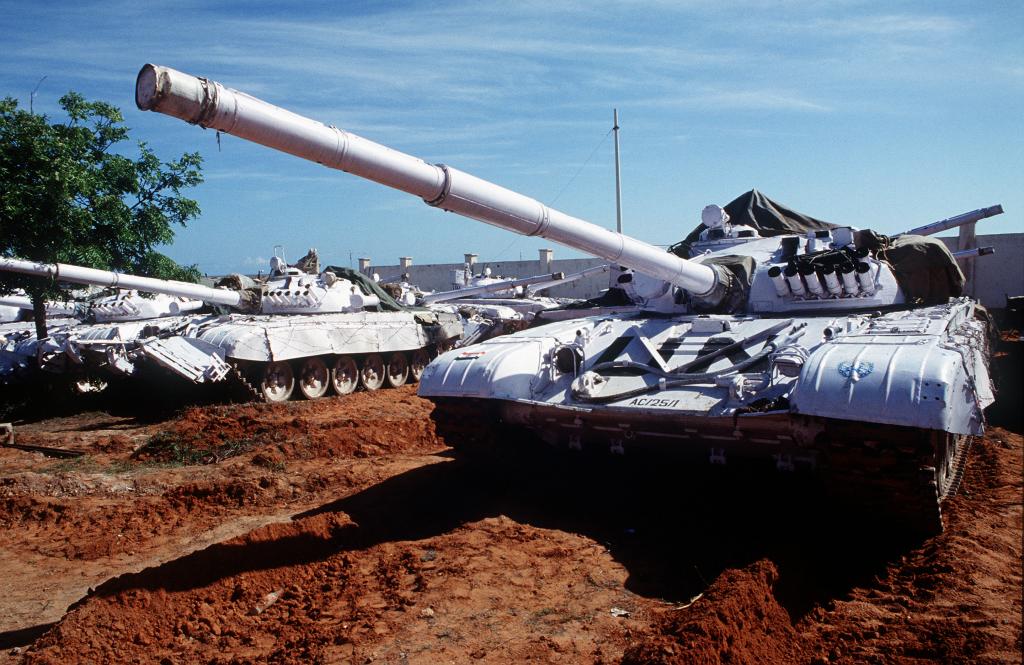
[0, 343, 1020, 664]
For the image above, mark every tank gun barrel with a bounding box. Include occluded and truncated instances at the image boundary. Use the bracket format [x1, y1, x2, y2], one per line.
[422, 271, 566, 304]
[951, 246, 995, 260]
[904, 205, 1003, 237]
[525, 264, 611, 296]
[0, 294, 79, 317]
[0, 294, 33, 310]
[135, 64, 721, 300]
[0, 257, 241, 308]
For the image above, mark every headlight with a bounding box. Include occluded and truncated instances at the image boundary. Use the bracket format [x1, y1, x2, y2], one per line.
[554, 344, 583, 375]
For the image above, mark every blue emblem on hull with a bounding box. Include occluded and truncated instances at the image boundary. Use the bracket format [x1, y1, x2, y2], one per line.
[838, 361, 874, 378]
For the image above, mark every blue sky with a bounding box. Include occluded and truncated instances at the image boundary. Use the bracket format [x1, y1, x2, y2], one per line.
[2, 0, 1021, 275]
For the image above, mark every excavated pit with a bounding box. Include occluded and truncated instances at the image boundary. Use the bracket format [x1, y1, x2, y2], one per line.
[0, 338, 1019, 664]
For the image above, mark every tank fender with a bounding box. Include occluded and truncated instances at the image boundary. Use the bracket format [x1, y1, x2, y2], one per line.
[418, 338, 551, 399]
[790, 339, 984, 435]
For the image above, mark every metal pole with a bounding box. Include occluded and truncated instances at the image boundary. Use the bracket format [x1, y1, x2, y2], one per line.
[958, 222, 978, 298]
[903, 205, 1003, 236]
[613, 109, 623, 234]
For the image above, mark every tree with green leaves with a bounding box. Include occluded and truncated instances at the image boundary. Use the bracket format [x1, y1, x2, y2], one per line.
[0, 91, 203, 339]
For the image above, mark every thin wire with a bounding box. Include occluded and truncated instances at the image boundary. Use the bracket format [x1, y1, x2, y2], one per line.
[494, 128, 614, 261]
[550, 128, 613, 206]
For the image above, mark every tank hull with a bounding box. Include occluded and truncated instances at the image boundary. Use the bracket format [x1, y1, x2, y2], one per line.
[0, 319, 81, 383]
[133, 309, 464, 401]
[1, 315, 199, 392]
[422, 300, 990, 428]
[420, 299, 991, 532]
[191, 311, 459, 362]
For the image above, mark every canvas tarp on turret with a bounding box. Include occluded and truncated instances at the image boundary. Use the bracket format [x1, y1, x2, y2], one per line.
[322, 266, 407, 312]
[670, 189, 837, 257]
[693, 254, 758, 313]
[868, 233, 966, 304]
[212, 274, 261, 312]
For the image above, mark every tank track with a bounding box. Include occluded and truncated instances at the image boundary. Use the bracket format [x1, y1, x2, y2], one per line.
[227, 347, 442, 405]
[943, 434, 973, 501]
[431, 398, 508, 460]
[228, 362, 264, 403]
[818, 428, 970, 535]
[431, 397, 968, 535]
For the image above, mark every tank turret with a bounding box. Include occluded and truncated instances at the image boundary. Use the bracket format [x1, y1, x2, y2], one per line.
[0, 256, 380, 316]
[422, 269, 613, 346]
[86, 291, 204, 322]
[135, 63, 1005, 532]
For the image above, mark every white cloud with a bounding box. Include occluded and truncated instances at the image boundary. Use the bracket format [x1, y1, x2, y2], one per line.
[799, 14, 965, 36]
[639, 89, 832, 113]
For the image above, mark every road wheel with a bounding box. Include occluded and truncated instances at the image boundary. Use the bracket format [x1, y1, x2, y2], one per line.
[385, 352, 409, 388]
[259, 361, 295, 402]
[360, 354, 385, 391]
[331, 356, 358, 395]
[298, 357, 330, 400]
[409, 348, 430, 382]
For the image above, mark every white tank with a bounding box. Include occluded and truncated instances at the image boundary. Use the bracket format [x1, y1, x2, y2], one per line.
[0, 253, 462, 401]
[135, 63, 1003, 532]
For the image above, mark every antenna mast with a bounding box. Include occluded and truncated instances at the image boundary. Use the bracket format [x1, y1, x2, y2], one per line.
[613, 109, 623, 233]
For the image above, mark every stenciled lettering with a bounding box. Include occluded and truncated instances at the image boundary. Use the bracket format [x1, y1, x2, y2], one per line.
[627, 398, 679, 408]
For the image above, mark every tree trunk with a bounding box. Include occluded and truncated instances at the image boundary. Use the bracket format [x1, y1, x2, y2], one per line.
[32, 293, 48, 341]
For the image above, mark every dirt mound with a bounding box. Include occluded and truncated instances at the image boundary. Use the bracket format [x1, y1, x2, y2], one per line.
[0, 477, 288, 561]
[21, 513, 348, 664]
[622, 560, 799, 664]
[1, 371, 1020, 663]
[1, 387, 443, 567]
[21, 511, 643, 664]
[796, 428, 1023, 664]
[135, 385, 441, 463]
